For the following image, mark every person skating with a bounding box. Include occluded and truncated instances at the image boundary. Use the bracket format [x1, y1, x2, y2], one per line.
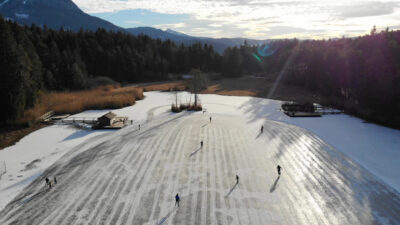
[236, 175, 239, 184]
[175, 193, 180, 207]
[45, 177, 49, 187]
[261, 125, 264, 133]
[277, 165, 282, 176]
[201, 141, 203, 148]
[139, 124, 141, 130]
[54, 176, 57, 184]
[209, 117, 212, 123]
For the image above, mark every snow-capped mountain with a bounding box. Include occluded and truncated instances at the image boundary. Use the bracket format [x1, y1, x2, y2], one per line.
[0, 0, 121, 31]
[165, 28, 191, 37]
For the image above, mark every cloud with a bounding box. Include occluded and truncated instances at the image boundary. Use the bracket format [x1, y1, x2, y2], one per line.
[267, 26, 307, 35]
[124, 20, 144, 25]
[92, 9, 190, 28]
[72, 0, 400, 39]
[154, 22, 185, 29]
[334, 1, 399, 18]
[345, 29, 369, 33]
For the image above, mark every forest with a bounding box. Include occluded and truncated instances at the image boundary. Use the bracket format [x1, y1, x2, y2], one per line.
[1, 16, 399, 128]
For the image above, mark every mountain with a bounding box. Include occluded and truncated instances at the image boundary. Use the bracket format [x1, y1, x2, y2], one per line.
[126, 27, 194, 41]
[0, 0, 121, 31]
[165, 28, 191, 37]
[127, 27, 271, 53]
[0, 0, 270, 53]
[126, 27, 230, 52]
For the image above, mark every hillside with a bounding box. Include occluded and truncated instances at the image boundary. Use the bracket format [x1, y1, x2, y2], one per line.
[0, 0, 121, 31]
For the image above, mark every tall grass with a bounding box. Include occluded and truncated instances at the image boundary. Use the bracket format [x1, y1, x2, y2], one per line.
[19, 85, 144, 124]
[139, 82, 186, 92]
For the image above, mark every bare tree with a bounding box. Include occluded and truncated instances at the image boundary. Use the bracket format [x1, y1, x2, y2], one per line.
[188, 69, 207, 106]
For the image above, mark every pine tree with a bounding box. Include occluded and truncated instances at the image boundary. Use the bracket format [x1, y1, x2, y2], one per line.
[0, 19, 32, 123]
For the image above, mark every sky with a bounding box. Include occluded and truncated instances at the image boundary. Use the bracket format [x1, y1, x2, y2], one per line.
[72, 0, 400, 39]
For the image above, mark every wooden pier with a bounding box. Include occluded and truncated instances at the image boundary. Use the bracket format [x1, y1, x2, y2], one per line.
[282, 102, 343, 117]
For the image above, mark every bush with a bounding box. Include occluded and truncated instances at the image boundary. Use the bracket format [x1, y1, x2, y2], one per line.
[171, 103, 202, 112]
[179, 104, 189, 110]
[171, 104, 182, 113]
[187, 104, 202, 111]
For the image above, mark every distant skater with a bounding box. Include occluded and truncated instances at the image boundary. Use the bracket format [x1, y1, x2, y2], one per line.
[209, 117, 212, 123]
[48, 179, 52, 189]
[277, 165, 282, 176]
[201, 141, 203, 148]
[236, 175, 239, 184]
[261, 125, 264, 133]
[54, 176, 57, 184]
[45, 177, 49, 187]
[139, 124, 141, 130]
[175, 193, 180, 207]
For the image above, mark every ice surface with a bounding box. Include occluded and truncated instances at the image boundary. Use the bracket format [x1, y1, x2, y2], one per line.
[0, 91, 399, 224]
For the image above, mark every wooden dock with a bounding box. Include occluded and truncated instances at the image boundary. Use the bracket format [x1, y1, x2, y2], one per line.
[282, 102, 343, 117]
[58, 117, 98, 125]
[284, 111, 322, 117]
[41, 111, 133, 129]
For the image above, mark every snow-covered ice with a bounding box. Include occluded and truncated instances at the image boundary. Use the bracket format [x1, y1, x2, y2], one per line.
[0, 125, 113, 210]
[0, 91, 399, 224]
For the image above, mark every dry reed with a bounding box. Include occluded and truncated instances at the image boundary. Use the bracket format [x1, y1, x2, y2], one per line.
[19, 85, 144, 124]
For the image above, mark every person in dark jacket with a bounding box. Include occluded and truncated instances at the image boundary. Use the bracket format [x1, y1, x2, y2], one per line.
[277, 165, 282, 175]
[175, 193, 180, 207]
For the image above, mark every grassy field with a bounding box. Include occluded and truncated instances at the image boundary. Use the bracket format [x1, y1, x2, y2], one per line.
[138, 81, 187, 92]
[136, 77, 329, 105]
[204, 77, 330, 104]
[19, 85, 144, 124]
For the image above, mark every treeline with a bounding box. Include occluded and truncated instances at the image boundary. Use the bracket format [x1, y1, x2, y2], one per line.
[0, 17, 221, 124]
[221, 30, 400, 128]
[1, 15, 400, 127]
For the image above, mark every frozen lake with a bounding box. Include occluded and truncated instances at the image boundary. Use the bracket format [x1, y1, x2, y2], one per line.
[1, 113, 399, 225]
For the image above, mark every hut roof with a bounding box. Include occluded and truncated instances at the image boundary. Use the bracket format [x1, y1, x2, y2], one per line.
[100, 112, 117, 120]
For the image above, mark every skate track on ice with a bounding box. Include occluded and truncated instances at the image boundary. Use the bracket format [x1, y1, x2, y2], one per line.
[1, 113, 399, 225]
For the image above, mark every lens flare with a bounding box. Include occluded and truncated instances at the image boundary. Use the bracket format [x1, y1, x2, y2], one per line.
[252, 53, 262, 63]
[257, 44, 276, 57]
[267, 44, 299, 99]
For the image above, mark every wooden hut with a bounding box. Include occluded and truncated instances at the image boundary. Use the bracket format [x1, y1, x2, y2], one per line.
[98, 112, 117, 127]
